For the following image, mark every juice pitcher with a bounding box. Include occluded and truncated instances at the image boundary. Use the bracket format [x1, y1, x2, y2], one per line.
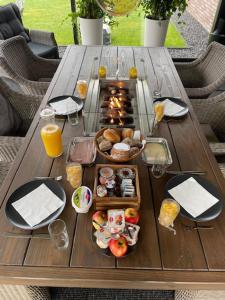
[40, 107, 63, 158]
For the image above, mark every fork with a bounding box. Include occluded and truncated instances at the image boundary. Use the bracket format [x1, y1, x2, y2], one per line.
[34, 175, 63, 181]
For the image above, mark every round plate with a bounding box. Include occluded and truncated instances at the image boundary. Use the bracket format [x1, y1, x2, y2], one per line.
[154, 97, 189, 118]
[165, 174, 224, 222]
[5, 179, 66, 230]
[92, 228, 136, 258]
[48, 95, 83, 116]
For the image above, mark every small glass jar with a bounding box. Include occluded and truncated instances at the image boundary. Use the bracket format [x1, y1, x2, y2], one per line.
[40, 108, 63, 158]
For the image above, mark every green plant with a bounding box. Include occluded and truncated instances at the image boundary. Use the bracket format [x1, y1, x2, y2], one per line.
[75, 0, 104, 19]
[67, 0, 117, 26]
[141, 0, 188, 20]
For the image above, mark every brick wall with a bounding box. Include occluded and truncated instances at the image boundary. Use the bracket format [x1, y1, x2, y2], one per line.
[187, 0, 220, 32]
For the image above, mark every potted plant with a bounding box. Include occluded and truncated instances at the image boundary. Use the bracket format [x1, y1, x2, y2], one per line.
[141, 0, 188, 47]
[74, 0, 105, 45]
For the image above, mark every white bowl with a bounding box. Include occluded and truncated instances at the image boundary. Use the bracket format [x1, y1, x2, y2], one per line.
[71, 186, 92, 213]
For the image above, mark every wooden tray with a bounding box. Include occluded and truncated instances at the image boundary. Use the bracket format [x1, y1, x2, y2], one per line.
[93, 164, 141, 210]
[95, 128, 145, 163]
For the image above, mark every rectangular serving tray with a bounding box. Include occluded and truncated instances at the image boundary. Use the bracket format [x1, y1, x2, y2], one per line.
[142, 137, 173, 166]
[93, 164, 141, 210]
[66, 137, 97, 167]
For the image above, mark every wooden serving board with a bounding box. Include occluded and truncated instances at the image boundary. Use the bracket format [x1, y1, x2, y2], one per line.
[93, 164, 141, 210]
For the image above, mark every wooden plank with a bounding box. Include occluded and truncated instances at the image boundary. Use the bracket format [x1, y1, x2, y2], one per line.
[0, 266, 225, 289]
[0, 46, 86, 266]
[24, 48, 87, 267]
[163, 48, 225, 271]
[101, 46, 118, 79]
[149, 124, 207, 270]
[117, 157, 161, 269]
[70, 156, 115, 268]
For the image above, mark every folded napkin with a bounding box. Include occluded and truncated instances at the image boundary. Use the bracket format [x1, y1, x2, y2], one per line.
[168, 177, 219, 218]
[12, 184, 64, 227]
[161, 99, 184, 116]
[50, 97, 77, 115]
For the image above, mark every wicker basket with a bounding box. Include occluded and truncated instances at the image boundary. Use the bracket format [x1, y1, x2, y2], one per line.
[94, 128, 145, 163]
[93, 164, 141, 210]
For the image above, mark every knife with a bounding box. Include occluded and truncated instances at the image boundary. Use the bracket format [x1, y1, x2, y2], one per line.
[166, 170, 206, 176]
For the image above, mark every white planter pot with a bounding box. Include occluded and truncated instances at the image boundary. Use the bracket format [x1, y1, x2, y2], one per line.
[79, 17, 103, 45]
[144, 18, 170, 47]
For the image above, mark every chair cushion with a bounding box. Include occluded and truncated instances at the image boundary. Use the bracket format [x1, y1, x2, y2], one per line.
[0, 92, 21, 135]
[0, 4, 30, 41]
[27, 41, 58, 58]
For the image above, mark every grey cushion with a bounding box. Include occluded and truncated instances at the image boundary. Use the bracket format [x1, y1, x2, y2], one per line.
[0, 93, 21, 135]
[0, 4, 30, 41]
[27, 41, 58, 58]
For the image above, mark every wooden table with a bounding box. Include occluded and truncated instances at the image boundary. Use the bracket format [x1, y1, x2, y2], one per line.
[0, 46, 225, 290]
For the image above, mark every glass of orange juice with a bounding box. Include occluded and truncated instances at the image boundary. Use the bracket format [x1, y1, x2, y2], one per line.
[40, 108, 63, 158]
[158, 198, 180, 234]
[76, 80, 88, 99]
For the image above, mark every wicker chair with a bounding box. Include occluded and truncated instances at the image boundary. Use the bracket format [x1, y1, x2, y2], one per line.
[190, 91, 225, 132]
[175, 42, 225, 98]
[0, 285, 50, 300]
[175, 290, 225, 300]
[0, 3, 59, 59]
[0, 36, 60, 82]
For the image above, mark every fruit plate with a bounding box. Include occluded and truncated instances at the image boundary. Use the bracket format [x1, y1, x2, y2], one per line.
[92, 228, 137, 258]
[95, 128, 145, 163]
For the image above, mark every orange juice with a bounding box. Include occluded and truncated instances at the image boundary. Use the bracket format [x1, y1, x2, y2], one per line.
[158, 199, 180, 232]
[154, 103, 165, 123]
[77, 80, 88, 99]
[41, 124, 63, 158]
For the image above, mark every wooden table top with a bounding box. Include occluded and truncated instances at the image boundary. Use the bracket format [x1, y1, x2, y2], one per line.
[0, 45, 225, 290]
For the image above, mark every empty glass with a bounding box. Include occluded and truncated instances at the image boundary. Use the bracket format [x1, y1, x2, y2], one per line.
[151, 164, 167, 178]
[48, 219, 69, 250]
[67, 101, 79, 126]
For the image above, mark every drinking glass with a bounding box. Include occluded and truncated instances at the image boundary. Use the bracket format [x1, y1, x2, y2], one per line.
[151, 164, 167, 178]
[48, 219, 69, 250]
[76, 80, 88, 99]
[67, 101, 79, 126]
[158, 199, 180, 234]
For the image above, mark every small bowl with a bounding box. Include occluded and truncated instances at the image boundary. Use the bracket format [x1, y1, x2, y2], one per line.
[72, 186, 92, 213]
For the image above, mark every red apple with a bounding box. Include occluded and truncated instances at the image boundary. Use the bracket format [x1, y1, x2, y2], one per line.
[92, 211, 107, 230]
[109, 236, 128, 257]
[124, 208, 140, 224]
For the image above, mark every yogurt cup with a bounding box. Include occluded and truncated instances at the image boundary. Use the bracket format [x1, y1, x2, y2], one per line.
[72, 186, 92, 213]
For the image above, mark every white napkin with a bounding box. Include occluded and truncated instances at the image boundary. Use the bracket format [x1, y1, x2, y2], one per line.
[12, 184, 64, 227]
[168, 177, 219, 218]
[161, 99, 184, 116]
[50, 97, 77, 115]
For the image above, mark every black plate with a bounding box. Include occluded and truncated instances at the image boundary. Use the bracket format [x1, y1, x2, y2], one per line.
[5, 179, 66, 230]
[92, 228, 136, 258]
[154, 97, 189, 118]
[48, 95, 83, 116]
[165, 174, 224, 222]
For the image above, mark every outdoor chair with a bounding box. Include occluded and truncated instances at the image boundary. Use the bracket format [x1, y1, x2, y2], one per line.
[0, 36, 60, 82]
[175, 42, 225, 98]
[0, 285, 50, 300]
[190, 91, 225, 133]
[0, 3, 59, 59]
[0, 136, 24, 187]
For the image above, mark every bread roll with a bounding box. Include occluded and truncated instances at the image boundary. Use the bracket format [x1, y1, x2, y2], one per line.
[122, 128, 134, 139]
[99, 140, 112, 152]
[103, 129, 121, 143]
[111, 143, 130, 160]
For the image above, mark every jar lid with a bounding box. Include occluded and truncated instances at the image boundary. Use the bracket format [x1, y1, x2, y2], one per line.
[40, 107, 55, 119]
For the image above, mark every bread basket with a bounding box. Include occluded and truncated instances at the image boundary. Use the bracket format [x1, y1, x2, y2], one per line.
[95, 128, 146, 163]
